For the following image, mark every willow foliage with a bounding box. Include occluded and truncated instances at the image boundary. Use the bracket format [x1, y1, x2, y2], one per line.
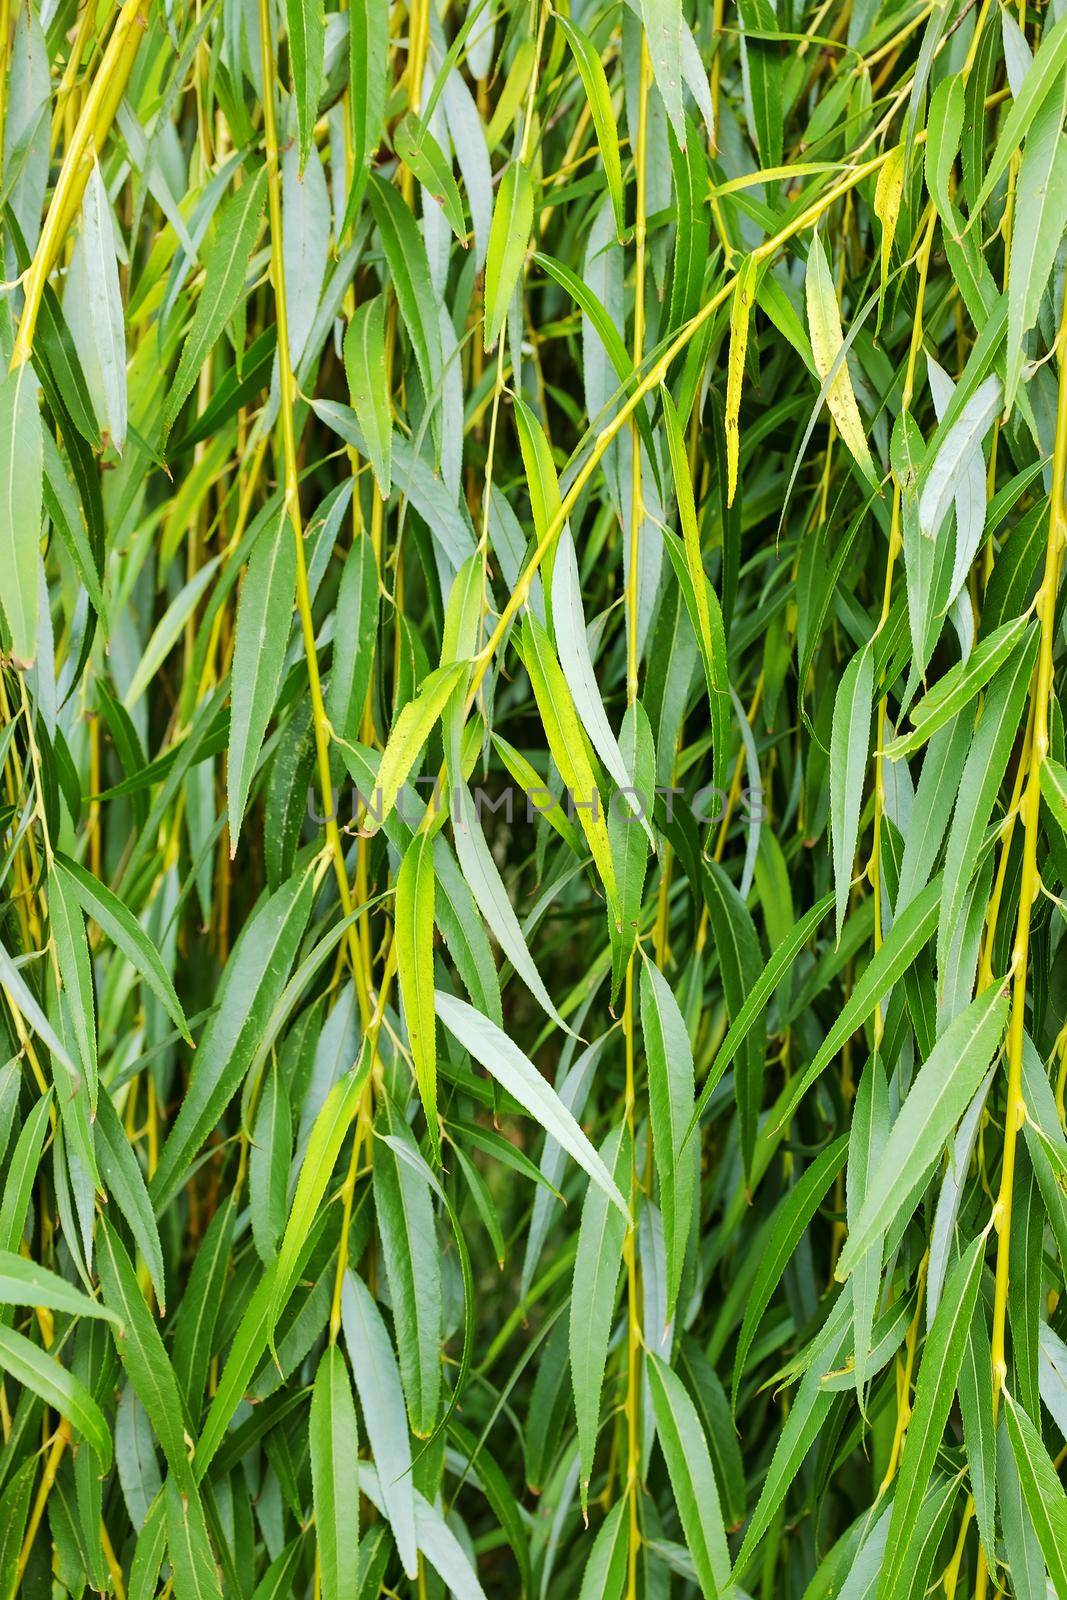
[1, 0, 1067, 1594]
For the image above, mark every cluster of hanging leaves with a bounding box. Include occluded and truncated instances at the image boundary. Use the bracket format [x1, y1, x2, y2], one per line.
[3, 0, 1067, 1591]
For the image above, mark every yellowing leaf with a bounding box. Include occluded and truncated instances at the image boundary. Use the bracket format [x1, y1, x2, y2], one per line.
[805, 229, 877, 484]
[874, 143, 905, 308]
[725, 255, 756, 507]
[520, 613, 618, 911]
[358, 661, 468, 834]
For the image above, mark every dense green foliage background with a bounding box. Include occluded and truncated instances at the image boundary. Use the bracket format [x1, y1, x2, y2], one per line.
[2, 0, 1067, 1594]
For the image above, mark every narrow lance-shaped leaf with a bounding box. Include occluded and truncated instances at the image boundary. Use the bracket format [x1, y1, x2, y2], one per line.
[1005, 73, 1067, 415]
[228, 507, 296, 848]
[484, 161, 533, 350]
[829, 641, 874, 940]
[310, 1345, 360, 1600]
[343, 296, 392, 498]
[0, 1324, 112, 1467]
[394, 114, 466, 241]
[570, 1121, 630, 1508]
[646, 1352, 732, 1600]
[0, 363, 43, 667]
[725, 255, 756, 506]
[877, 1236, 985, 1600]
[341, 1270, 418, 1579]
[53, 853, 191, 1044]
[271, 1055, 369, 1332]
[395, 831, 439, 1158]
[357, 662, 467, 836]
[555, 16, 624, 239]
[164, 167, 268, 437]
[640, 957, 697, 1318]
[805, 229, 877, 484]
[836, 986, 1008, 1281]
[286, 0, 324, 169]
[435, 990, 630, 1219]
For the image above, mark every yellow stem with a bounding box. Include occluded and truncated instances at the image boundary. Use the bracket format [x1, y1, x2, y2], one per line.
[989, 286, 1067, 1411]
[464, 144, 899, 722]
[620, 38, 652, 1593]
[257, 0, 372, 1029]
[11, 0, 149, 369]
[13, 1419, 71, 1595]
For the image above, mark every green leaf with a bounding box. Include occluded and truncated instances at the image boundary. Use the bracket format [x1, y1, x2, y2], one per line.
[271, 1055, 368, 1330]
[0, 1249, 117, 1323]
[0, 1322, 111, 1467]
[396, 830, 439, 1156]
[173, 1196, 236, 1424]
[1041, 755, 1067, 838]
[555, 16, 624, 238]
[164, 1474, 222, 1600]
[357, 1464, 490, 1599]
[735, 1293, 852, 1571]
[341, 1269, 418, 1578]
[836, 987, 1008, 1280]
[918, 373, 1001, 544]
[0, 362, 43, 667]
[228, 506, 296, 847]
[369, 174, 444, 429]
[1006, 73, 1067, 414]
[660, 390, 731, 799]
[703, 859, 765, 1173]
[249, 1061, 290, 1262]
[372, 1104, 442, 1437]
[640, 957, 697, 1317]
[343, 297, 392, 498]
[570, 1121, 630, 1506]
[879, 1236, 984, 1599]
[776, 875, 942, 1127]
[643, 0, 685, 147]
[451, 785, 572, 1031]
[886, 614, 1034, 758]
[937, 626, 1039, 975]
[520, 613, 618, 910]
[552, 525, 655, 849]
[484, 161, 533, 350]
[958, 1293, 996, 1564]
[924, 74, 964, 226]
[355, 661, 467, 836]
[96, 1218, 192, 1484]
[53, 853, 191, 1045]
[345, 0, 388, 227]
[326, 532, 379, 744]
[829, 642, 873, 939]
[152, 866, 314, 1208]
[646, 1352, 732, 1600]
[310, 1345, 360, 1600]
[1003, 1390, 1067, 1599]
[394, 114, 466, 241]
[732, 1135, 848, 1404]
[971, 10, 1067, 216]
[164, 168, 268, 437]
[578, 1501, 627, 1600]
[0, 1093, 52, 1257]
[48, 859, 97, 1098]
[95, 1091, 167, 1312]
[688, 893, 834, 1142]
[286, 0, 324, 170]
[435, 990, 630, 1220]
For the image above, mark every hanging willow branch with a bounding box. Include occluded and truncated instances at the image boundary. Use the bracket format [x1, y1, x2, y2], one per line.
[0, 0, 1066, 1596]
